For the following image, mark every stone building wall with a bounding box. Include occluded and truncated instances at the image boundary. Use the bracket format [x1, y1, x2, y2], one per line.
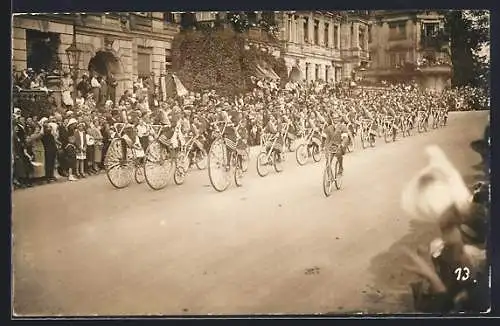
[12, 14, 177, 97]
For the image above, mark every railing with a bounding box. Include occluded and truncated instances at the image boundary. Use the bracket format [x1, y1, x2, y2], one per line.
[130, 13, 152, 31]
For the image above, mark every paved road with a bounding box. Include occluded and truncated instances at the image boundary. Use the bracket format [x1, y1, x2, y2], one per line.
[12, 111, 489, 316]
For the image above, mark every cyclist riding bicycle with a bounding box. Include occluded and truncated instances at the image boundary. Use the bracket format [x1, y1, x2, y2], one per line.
[323, 112, 345, 175]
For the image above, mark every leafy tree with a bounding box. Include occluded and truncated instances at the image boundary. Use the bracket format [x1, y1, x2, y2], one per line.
[443, 10, 490, 88]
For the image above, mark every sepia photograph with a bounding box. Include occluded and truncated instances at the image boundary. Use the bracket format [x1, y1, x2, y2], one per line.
[11, 10, 490, 316]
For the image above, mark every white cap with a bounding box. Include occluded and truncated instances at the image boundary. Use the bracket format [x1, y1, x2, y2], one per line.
[67, 118, 78, 127]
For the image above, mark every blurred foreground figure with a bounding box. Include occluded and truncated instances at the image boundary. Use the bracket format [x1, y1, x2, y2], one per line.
[401, 145, 488, 313]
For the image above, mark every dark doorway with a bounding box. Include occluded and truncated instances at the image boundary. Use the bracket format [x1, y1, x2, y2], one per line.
[26, 29, 61, 73]
[88, 51, 121, 77]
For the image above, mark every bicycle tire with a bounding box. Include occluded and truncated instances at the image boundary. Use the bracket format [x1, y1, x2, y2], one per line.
[144, 140, 174, 190]
[334, 159, 342, 190]
[312, 142, 322, 162]
[234, 154, 244, 187]
[295, 144, 308, 166]
[323, 159, 334, 197]
[273, 150, 284, 173]
[134, 163, 145, 184]
[194, 147, 208, 170]
[105, 138, 134, 189]
[256, 152, 270, 177]
[208, 138, 231, 192]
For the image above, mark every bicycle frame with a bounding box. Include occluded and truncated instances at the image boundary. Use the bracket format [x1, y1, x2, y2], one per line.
[262, 121, 290, 161]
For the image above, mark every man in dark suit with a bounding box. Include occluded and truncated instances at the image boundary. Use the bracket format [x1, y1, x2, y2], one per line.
[77, 73, 92, 98]
[108, 73, 118, 105]
[41, 121, 58, 182]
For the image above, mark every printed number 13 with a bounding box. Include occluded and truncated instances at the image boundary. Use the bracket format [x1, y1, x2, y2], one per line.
[454, 267, 471, 281]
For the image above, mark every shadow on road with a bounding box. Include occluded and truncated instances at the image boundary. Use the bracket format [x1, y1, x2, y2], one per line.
[360, 130, 490, 314]
[362, 219, 440, 313]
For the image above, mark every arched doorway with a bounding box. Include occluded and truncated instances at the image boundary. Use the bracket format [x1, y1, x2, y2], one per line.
[88, 50, 122, 77]
[88, 50, 126, 101]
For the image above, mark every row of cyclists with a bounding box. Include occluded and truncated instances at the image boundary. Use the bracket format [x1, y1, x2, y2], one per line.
[112, 93, 448, 180]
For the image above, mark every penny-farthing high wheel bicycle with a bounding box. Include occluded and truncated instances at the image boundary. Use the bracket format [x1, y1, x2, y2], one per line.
[104, 123, 146, 189]
[143, 124, 176, 190]
[208, 121, 248, 192]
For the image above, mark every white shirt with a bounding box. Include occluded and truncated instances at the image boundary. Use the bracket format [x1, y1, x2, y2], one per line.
[86, 133, 95, 146]
[78, 131, 85, 149]
[91, 77, 100, 88]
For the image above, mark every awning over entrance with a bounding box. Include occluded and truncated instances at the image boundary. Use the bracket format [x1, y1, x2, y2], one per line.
[256, 64, 280, 81]
[288, 66, 302, 82]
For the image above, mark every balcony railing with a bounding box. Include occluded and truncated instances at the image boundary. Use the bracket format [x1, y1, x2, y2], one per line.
[130, 13, 152, 31]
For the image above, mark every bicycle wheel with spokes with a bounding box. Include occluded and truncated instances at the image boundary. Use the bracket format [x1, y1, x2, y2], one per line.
[144, 140, 174, 190]
[173, 151, 189, 185]
[233, 154, 244, 187]
[105, 138, 134, 189]
[208, 138, 231, 192]
[384, 124, 392, 143]
[312, 141, 322, 162]
[295, 143, 308, 166]
[256, 152, 270, 177]
[194, 147, 208, 170]
[134, 162, 145, 184]
[360, 130, 367, 149]
[323, 160, 334, 197]
[334, 158, 343, 190]
[240, 148, 249, 173]
[273, 150, 284, 173]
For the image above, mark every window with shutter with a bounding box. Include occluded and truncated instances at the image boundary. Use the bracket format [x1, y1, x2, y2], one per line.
[138, 52, 151, 78]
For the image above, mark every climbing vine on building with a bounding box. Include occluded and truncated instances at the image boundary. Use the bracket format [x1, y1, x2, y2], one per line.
[172, 28, 289, 95]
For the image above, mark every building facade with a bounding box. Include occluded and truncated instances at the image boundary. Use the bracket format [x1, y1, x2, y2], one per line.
[276, 11, 370, 83]
[12, 13, 179, 96]
[365, 10, 452, 90]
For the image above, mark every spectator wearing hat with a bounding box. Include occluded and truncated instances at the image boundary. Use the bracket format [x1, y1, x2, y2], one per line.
[27, 121, 46, 181]
[13, 116, 33, 187]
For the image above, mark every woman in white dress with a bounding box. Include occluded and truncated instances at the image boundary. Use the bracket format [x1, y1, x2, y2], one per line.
[61, 72, 74, 108]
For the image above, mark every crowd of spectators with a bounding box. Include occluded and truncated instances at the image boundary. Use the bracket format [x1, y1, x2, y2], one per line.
[11, 66, 490, 313]
[12, 69, 489, 189]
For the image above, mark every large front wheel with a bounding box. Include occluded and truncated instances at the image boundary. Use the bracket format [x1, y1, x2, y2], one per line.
[208, 138, 231, 192]
[144, 140, 174, 190]
[105, 138, 134, 189]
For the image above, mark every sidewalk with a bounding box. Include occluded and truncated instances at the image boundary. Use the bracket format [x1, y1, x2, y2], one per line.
[13, 145, 266, 191]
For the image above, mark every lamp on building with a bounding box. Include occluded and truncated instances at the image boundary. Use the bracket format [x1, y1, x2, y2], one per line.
[65, 21, 83, 104]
